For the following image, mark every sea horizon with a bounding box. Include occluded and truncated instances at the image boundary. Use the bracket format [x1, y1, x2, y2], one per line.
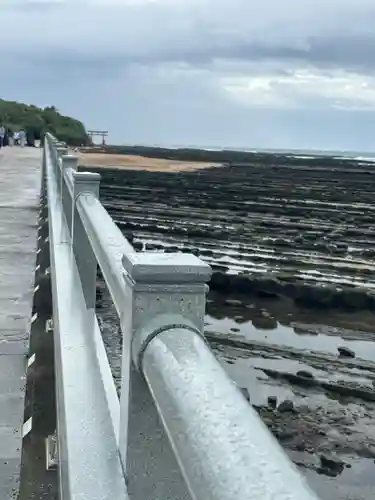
[113, 141, 375, 162]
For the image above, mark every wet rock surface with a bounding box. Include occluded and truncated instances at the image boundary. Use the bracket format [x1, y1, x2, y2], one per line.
[338, 346, 356, 358]
[89, 156, 375, 312]
[91, 155, 375, 500]
[98, 284, 375, 499]
[204, 297, 375, 499]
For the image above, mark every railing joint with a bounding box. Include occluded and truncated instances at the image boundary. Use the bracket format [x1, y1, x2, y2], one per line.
[132, 313, 203, 372]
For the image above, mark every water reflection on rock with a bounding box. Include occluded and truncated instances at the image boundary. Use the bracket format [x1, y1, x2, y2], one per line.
[96, 283, 375, 500]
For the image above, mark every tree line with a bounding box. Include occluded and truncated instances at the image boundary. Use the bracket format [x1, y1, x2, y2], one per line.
[0, 99, 89, 146]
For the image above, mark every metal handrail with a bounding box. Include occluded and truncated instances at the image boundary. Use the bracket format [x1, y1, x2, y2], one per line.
[45, 133, 320, 500]
[137, 322, 318, 500]
[76, 192, 134, 317]
[44, 135, 128, 500]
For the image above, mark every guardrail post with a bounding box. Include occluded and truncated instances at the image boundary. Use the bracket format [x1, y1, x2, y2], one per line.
[51, 139, 60, 154]
[46, 134, 60, 170]
[46, 135, 54, 158]
[118, 252, 211, 496]
[56, 145, 68, 162]
[60, 154, 77, 197]
[41, 139, 47, 200]
[72, 171, 101, 309]
[60, 155, 78, 234]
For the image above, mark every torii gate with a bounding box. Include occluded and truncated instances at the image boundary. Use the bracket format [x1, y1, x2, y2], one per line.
[87, 130, 108, 146]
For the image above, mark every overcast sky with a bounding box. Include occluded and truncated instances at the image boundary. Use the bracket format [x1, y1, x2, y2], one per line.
[1, 0, 375, 151]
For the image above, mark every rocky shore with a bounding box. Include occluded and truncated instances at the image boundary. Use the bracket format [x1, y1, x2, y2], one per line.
[86, 157, 375, 312]
[90, 154, 375, 500]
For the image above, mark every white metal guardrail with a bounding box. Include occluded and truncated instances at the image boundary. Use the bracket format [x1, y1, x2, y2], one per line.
[44, 133, 320, 500]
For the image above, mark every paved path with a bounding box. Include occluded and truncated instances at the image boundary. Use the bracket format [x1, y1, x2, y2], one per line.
[0, 147, 41, 498]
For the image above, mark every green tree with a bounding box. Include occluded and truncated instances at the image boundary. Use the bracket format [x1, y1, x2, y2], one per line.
[0, 99, 89, 145]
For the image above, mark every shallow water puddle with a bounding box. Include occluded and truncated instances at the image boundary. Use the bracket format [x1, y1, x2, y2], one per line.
[303, 456, 375, 500]
[206, 315, 375, 363]
[217, 354, 300, 407]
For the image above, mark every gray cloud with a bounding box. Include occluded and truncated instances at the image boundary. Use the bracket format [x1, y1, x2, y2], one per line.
[0, 0, 375, 150]
[242, 36, 375, 74]
[3, 0, 375, 70]
[28, 34, 375, 77]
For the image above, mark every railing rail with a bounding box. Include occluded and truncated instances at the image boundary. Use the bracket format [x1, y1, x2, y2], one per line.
[76, 192, 134, 316]
[45, 136, 127, 499]
[44, 133, 320, 499]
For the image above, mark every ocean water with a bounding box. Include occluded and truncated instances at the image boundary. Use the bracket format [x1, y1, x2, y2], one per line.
[128, 143, 375, 162]
[248, 147, 375, 162]
[213, 147, 375, 162]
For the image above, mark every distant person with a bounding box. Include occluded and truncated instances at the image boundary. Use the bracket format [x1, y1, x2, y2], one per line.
[19, 129, 26, 148]
[7, 130, 13, 147]
[13, 131, 19, 146]
[3, 130, 9, 147]
[0, 125, 5, 149]
[26, 131, 35, 147]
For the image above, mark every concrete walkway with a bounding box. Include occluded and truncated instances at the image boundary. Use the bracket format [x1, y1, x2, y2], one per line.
[0, 147, 41, 498]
